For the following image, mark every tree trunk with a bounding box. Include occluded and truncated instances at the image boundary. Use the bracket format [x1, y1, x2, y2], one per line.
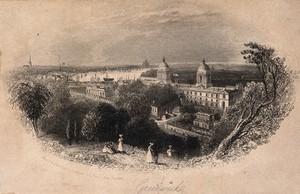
[32, 120, 39, 137]
[212, 118, 248, 159]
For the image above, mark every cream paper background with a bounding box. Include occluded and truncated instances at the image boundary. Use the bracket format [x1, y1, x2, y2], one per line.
[0, 0, 299, 193]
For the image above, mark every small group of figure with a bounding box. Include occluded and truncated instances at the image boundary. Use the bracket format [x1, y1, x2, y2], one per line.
[146, 143, 175, 164]
[102, 134, 124, 154]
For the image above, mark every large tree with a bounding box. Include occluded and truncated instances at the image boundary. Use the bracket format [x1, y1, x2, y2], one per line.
[9, 81, 52, 136]
[212, 42, 294, 159]
[145, 84, 178, 106]
[81, 102, 118, 141]
[39, 80, 72, 135]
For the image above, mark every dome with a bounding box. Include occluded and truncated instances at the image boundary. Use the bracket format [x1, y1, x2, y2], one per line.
[197, 59, 210, 72]
[159, 57, 170, 69]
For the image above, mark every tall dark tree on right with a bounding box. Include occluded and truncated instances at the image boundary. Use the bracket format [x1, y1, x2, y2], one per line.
[213, 42, 294, 159]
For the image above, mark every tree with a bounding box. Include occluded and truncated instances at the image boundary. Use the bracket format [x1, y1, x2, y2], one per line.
[117, 80, 146, 96]
[180, 104, 197, 114]
[115, 108, 131, 135]
[145, 84, 178, 106]
[212, 42, 294, 159]
[124, 117, 162, 147]
[9, 81, 52, 136]
[81, 102, 117, 141]
[39, 80, 72, 135]
[116, 92, 151, 121]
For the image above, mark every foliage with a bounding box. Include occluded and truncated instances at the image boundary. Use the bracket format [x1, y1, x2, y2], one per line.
[116, 92, 151, 120]
[116, 81, 151, 121]
[81, 102, 118, 141]
[167, 113, 195, 131]
[117, 80, 146, 96]
[38, 81, 71, 134]
[145, 84, 179, 106]
[9, 81, 52, 136]
[180, 113, 196, 126]
[180, 103, 197, 114]
[140, 68, 157, 77]
[213, 42, 295, 159]
[115, 108, 131, 135]
[124, 117, 162, 148]
[184, 137, 201, 156]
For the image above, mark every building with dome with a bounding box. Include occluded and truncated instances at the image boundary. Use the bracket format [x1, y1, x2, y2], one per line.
[157, 57, 172, 84]
[196, 59, 212, 88]
[179, 59, 242, 109]
[139, 57, 263, 110]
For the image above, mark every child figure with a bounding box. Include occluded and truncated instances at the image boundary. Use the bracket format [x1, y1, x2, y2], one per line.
[167, 145, 174, 157]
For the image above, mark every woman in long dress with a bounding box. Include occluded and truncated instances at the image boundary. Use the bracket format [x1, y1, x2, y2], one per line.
[146, 143, 155, 163]
[167, 145, 174, 157]
[117, 134, 124, 152]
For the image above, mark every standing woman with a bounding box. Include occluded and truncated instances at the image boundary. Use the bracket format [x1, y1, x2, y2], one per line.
[146, 143, 155, 163]
[118, 134, 124, 153]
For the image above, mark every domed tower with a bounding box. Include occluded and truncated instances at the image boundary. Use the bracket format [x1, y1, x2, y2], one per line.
[196, 59, 212, 88]
[157, 57, 172, 83]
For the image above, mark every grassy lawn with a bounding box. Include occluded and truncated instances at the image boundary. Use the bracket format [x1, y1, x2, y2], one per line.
[38, 134, 195, 170]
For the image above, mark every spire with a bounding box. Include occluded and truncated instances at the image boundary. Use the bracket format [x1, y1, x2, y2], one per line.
[162, 56, 166, 63]
[29, 55, 32, 67]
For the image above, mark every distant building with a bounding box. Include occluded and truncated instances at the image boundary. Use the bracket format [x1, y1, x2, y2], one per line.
[139, 76, 157, 85]
[150, 99, 179, 119]
[23, 55, 33, 68]
[196, 59, 212, 88]
[179, 60, 242, 109]
[29, 55, 32, 67]
[86, 86, 115, 99]
[69, 86, 86, 96]
[142, 59, 150, 67]
[192, 112, 215, 138]
[140, 57, 262, 111]
[157, 57, 172, 84]
[193, 112, 214, 131]
[86, 78, 116, 99]
[181, 86, 242, 109]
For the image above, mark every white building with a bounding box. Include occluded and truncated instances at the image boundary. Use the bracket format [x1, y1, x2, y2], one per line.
[179, 60, 242, 109]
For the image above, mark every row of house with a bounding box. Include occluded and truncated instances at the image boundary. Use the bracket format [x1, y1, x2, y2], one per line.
[69, 78, 117, 101]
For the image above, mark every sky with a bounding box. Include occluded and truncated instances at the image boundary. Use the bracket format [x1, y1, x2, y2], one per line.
[0, 0, 299, 68]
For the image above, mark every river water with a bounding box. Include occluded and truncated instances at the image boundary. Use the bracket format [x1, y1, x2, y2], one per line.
[72, 68, 152, 82]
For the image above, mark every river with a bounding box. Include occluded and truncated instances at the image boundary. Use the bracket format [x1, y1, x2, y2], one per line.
[71, 68, 152, 82]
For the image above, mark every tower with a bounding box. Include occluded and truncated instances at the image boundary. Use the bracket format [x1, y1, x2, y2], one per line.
[29, 55, 32, 67]
[157, 57, 172, 83]
[196, 59, 211, 88]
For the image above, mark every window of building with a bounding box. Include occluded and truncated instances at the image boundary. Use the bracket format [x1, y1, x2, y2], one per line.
[222, 101, 226, 109]
[223, 94, 226, 99]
